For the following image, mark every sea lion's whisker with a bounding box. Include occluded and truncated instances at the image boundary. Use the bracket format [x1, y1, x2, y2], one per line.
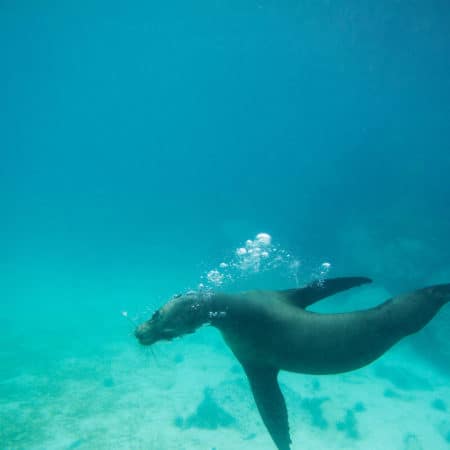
[149, 346, 159, 366]
[123, 311, 161, 366]
[140, 343, 160, 367]
[121, 311, 138, 327]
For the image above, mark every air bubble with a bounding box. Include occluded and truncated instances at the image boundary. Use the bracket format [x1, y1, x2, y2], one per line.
[201, 232, 304, 289]
[256, 233, 272, 246]
[206, 270, 224, 286]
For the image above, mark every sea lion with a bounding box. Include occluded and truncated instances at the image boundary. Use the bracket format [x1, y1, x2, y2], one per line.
[134, 277, 450, 450]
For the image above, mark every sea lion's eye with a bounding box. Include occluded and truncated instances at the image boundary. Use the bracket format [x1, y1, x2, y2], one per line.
[151, 310, 160, 321]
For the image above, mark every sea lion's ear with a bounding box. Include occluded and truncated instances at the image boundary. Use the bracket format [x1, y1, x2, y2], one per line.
[279, 276, 372, 309]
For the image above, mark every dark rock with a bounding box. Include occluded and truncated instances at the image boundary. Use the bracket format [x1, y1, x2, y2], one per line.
[431, 398, 447, 412]
[66, 439, 85, 450]
[243, 433, 257, 440]
[437, 420, 450, 443]
[173, 354, 184, 364]
[102, 377, 115, 388]
[181, 388, 236, 430]
[383, 388, 399, 398]
[403, 432, 423, 450]
[353, 401, 366, 412]
[301, 396, 329, 430]
[173, 415, 184, 428]
[336, 409, 359, 439]
[311, 379, 321, 392]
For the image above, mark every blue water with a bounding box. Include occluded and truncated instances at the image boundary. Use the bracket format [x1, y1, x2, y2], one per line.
[1, 1, 450, 449]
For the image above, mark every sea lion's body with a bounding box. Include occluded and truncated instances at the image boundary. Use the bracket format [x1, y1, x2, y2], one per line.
[213, 284, 449, 375]
[135, 278, 450, 450]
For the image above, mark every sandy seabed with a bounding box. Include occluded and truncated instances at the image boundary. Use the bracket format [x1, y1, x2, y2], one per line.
[1, 329, 449, 450]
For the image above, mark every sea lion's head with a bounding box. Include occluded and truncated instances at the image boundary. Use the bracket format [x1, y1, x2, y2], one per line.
[135, 291, 209, 346]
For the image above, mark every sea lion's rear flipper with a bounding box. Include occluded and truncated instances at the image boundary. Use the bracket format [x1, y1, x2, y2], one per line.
[243, 364, 291, 450]
[280, 276, 372, 309]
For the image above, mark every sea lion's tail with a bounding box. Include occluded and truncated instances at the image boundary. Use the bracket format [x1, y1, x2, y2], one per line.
[421, 283, 450, 306]
[381, 283, 450, 337]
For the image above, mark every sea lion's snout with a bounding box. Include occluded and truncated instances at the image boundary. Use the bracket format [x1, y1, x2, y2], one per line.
[134, 322, 156, 346]
[135, 292, 209, 347]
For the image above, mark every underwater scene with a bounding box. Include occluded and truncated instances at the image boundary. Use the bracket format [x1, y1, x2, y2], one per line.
[1, 1, 450, 449]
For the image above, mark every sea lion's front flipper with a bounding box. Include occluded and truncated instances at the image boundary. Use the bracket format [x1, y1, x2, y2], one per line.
[280, 276, 372, 309]
[243, 364, 291, 450]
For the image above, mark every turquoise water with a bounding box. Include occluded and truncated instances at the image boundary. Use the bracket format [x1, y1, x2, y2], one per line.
[1, 2, 450, 449]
